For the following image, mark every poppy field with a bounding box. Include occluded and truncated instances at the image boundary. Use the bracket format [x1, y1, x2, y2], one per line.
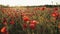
[0, 5, 60, 34]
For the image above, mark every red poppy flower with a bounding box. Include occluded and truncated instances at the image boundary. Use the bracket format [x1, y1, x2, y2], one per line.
[23, 23, 27, 29]
[53, 7, 58, 11]
[1, 26, 7, 33]
[52, 12, 59, 17]
[29, 24, 35, 30]
[3, 21, 7, 25]
[23, 16, 29, 21]
[52, 13, 56, 17]
[30, 20, 37, 25]
[41, 7, 45, 11]
[10, 20, 15, 24]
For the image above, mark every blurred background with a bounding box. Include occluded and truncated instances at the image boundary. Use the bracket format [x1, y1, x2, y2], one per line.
[0, 0, 60, 6]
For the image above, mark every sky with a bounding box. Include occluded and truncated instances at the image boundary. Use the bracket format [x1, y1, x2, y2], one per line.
[0, 0, 60, 6]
